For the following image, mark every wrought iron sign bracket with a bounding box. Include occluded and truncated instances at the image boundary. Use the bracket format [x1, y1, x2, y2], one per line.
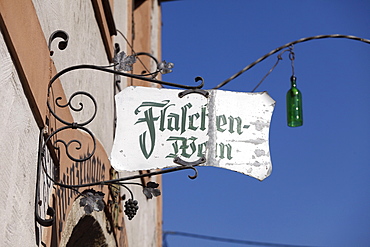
[35, 30, 208, 226]
[37, 30, 370, 227]
[177, 77, 209, 98]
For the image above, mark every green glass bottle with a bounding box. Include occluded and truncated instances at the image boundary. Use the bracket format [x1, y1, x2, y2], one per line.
[286, 75, 303, 127]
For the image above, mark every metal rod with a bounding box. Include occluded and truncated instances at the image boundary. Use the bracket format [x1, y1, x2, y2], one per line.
[54, 163, 201, 189]
[35, 128, 55, 227]
[48, 64, 204, 90]
[213, 34, 370, 89]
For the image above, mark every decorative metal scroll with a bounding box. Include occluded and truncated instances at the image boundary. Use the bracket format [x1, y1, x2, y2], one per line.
[35, 30, 207, 227]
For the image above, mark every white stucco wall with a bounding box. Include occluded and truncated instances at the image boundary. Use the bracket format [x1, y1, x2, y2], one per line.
[122, 176, 162, 247]
[35, 0, 162, 246]
[33, 0, 115, 154]
[114, 0, 130, 90]
[0, 1, 162, 246]
[59, 198, 117, 247]
[0, 30, 39, 247]
[113, 1, 163, 247]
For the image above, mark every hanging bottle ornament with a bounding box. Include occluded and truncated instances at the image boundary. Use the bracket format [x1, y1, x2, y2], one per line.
[286, 75, 303, 127]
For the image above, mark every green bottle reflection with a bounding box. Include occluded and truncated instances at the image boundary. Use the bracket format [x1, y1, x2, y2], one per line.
[286, 75, 303, 127]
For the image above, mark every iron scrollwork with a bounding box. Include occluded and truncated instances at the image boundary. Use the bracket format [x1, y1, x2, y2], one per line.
[48, 30, 69, 56]
[35, 30, 207, 226]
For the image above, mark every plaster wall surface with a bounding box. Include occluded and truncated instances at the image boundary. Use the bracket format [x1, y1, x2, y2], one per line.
[31, 1, 163, 246]
[150, 0, 161, 77]
[114, 0, 130, 89]
[60, 198, 117, 247]
[121, 175, 162, 247]
[33, 0, 115, 154]
[0, 30, 39, 247]
[0, 0, 162, 245]
[114, 1, 163, 246]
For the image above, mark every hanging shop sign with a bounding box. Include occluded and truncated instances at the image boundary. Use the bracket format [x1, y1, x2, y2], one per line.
[110, 86, 275, 181]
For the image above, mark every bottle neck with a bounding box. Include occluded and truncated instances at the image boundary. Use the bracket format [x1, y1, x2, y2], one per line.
[290, 75, 297, 87]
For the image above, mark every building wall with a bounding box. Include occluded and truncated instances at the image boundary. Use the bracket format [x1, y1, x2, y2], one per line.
[0, 29, 40, 247]
[115, 1, 163, 246]
[33, 0, 115, 153]
[0, 0, 164, 246]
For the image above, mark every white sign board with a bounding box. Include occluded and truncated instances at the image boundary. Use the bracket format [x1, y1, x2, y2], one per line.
[110, 86, 275, 181]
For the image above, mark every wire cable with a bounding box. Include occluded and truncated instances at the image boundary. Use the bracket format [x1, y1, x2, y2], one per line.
[116, 29, 153, 78]
[250, 46, 293, 92]
[163, 231, 318, 247]
[213, 34, 370, 90]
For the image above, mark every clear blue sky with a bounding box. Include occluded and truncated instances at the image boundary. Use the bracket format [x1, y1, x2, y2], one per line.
[160, 1, 370, 247]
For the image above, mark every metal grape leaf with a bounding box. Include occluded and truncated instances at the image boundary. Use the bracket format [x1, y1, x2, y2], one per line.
[114, 51, 137, 72]
[143, 182, 161, 199]
[79, 189, 105, 214]
[158, 60, 174, 74]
